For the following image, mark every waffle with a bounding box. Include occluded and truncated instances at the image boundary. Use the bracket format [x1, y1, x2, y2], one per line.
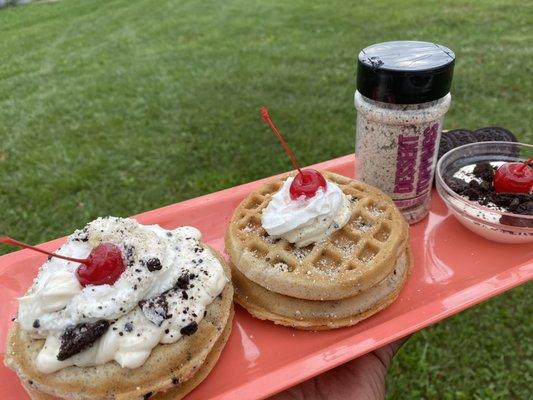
[19, 311, 234, 400]
[232, 248, 410, 330]
[5, 246, 234, 400]
[226, 171, 409, 301]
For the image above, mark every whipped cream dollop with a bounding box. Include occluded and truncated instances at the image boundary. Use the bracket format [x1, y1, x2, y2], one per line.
[261, 177, 351, 247]
[17, 217, 227, 373]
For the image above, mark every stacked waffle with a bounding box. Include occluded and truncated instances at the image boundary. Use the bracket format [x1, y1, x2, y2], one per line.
[5, 218, 234, 400]
[226, 171, 410, 330]
[7, 278, 233, 400]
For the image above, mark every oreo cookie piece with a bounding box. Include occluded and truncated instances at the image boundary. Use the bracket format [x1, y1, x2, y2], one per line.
[180, 321, 198, 336]
[515, 201, 533, 215]
[472, 162, 496, 183]
[438, 129, 477, 159]
[58, 320, 110, 361]
[499, 194, 533, 227]
[139, 292, 171, 327]
[474, 127, 517, 143]
[444, 176, 469, 193]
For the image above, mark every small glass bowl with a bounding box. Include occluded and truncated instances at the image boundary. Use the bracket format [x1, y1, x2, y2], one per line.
[435, 141, 533, 244]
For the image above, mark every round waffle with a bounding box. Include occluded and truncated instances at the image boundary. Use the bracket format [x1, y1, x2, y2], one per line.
[226, 171, 409, 301]
[18, 312, 233, 400]
[232, 248, 411, 330]
[5, 246, 234, 400]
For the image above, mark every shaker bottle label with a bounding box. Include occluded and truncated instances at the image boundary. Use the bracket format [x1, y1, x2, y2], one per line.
[394, 135, 418, 194]
[416, 123, 439, 195]
[393, 122, 439, 206]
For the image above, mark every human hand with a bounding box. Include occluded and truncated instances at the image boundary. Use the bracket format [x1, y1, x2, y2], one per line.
[270, 336, 409, 400]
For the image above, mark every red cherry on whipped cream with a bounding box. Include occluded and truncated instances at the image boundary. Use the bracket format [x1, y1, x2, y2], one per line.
[260, 106, 326, 200]
[493, 157, 533, 194]
[0, 236, 125, 286]
[289, 169, 327, 199]
[75, 243, 125, 286]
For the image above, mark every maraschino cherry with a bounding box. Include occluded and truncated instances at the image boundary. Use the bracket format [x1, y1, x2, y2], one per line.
[260, 106, 326, 200]
[493, 157, 533, 194]
[0, 236, 125, 287]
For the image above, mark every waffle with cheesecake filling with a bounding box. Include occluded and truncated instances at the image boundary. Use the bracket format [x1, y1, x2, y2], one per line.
[5, 241, 234, 400]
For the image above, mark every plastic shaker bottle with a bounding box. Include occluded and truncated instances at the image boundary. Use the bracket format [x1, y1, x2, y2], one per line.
[355, 41, 455, 224]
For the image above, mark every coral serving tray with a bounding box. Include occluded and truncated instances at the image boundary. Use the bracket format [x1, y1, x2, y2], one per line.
[1, 155, 532, 400]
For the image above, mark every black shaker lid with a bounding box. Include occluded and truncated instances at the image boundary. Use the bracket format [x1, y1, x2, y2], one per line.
[357, 41, 455, 104]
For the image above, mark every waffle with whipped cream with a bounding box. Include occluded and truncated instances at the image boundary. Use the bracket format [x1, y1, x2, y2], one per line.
[226, 171, 410, 329]
[5, 217, 234, 400]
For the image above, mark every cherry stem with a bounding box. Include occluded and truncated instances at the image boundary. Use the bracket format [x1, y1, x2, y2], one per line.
[260, 106, 304, 177]
[0, 236, 89, 265]
[517, 157, 533, 173]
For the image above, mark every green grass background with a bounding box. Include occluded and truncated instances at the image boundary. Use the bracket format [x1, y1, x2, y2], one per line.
[0, 0, 531, 398]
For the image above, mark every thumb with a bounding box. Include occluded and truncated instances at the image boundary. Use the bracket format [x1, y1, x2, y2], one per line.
[372, 335, 411, 369]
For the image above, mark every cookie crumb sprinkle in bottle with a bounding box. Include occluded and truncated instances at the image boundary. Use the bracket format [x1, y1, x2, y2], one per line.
[355, 41, 455, 223]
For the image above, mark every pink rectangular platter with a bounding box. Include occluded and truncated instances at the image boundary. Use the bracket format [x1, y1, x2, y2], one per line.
[1, 154, 532, 400]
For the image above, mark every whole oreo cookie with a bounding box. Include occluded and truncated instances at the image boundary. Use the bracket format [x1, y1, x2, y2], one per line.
[475, 127, 519, 158]
[438, 135, 454, 160]
[448, 129, 478, 146]
[474, 127, 517, 143]
[438, 129, 477, 159]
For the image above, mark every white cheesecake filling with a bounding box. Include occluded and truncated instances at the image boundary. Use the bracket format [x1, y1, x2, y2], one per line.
[261, 177, 351, 247]
[16, 217, 227, 373]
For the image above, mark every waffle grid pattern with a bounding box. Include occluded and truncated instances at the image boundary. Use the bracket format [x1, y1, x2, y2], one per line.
[233, 173, 401, 277]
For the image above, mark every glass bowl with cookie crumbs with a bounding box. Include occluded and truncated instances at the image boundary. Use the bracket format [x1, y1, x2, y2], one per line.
[436, 141, 533, 243]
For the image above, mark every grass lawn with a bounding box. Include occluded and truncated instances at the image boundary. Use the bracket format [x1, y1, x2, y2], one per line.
[0, 0, 531, 398]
